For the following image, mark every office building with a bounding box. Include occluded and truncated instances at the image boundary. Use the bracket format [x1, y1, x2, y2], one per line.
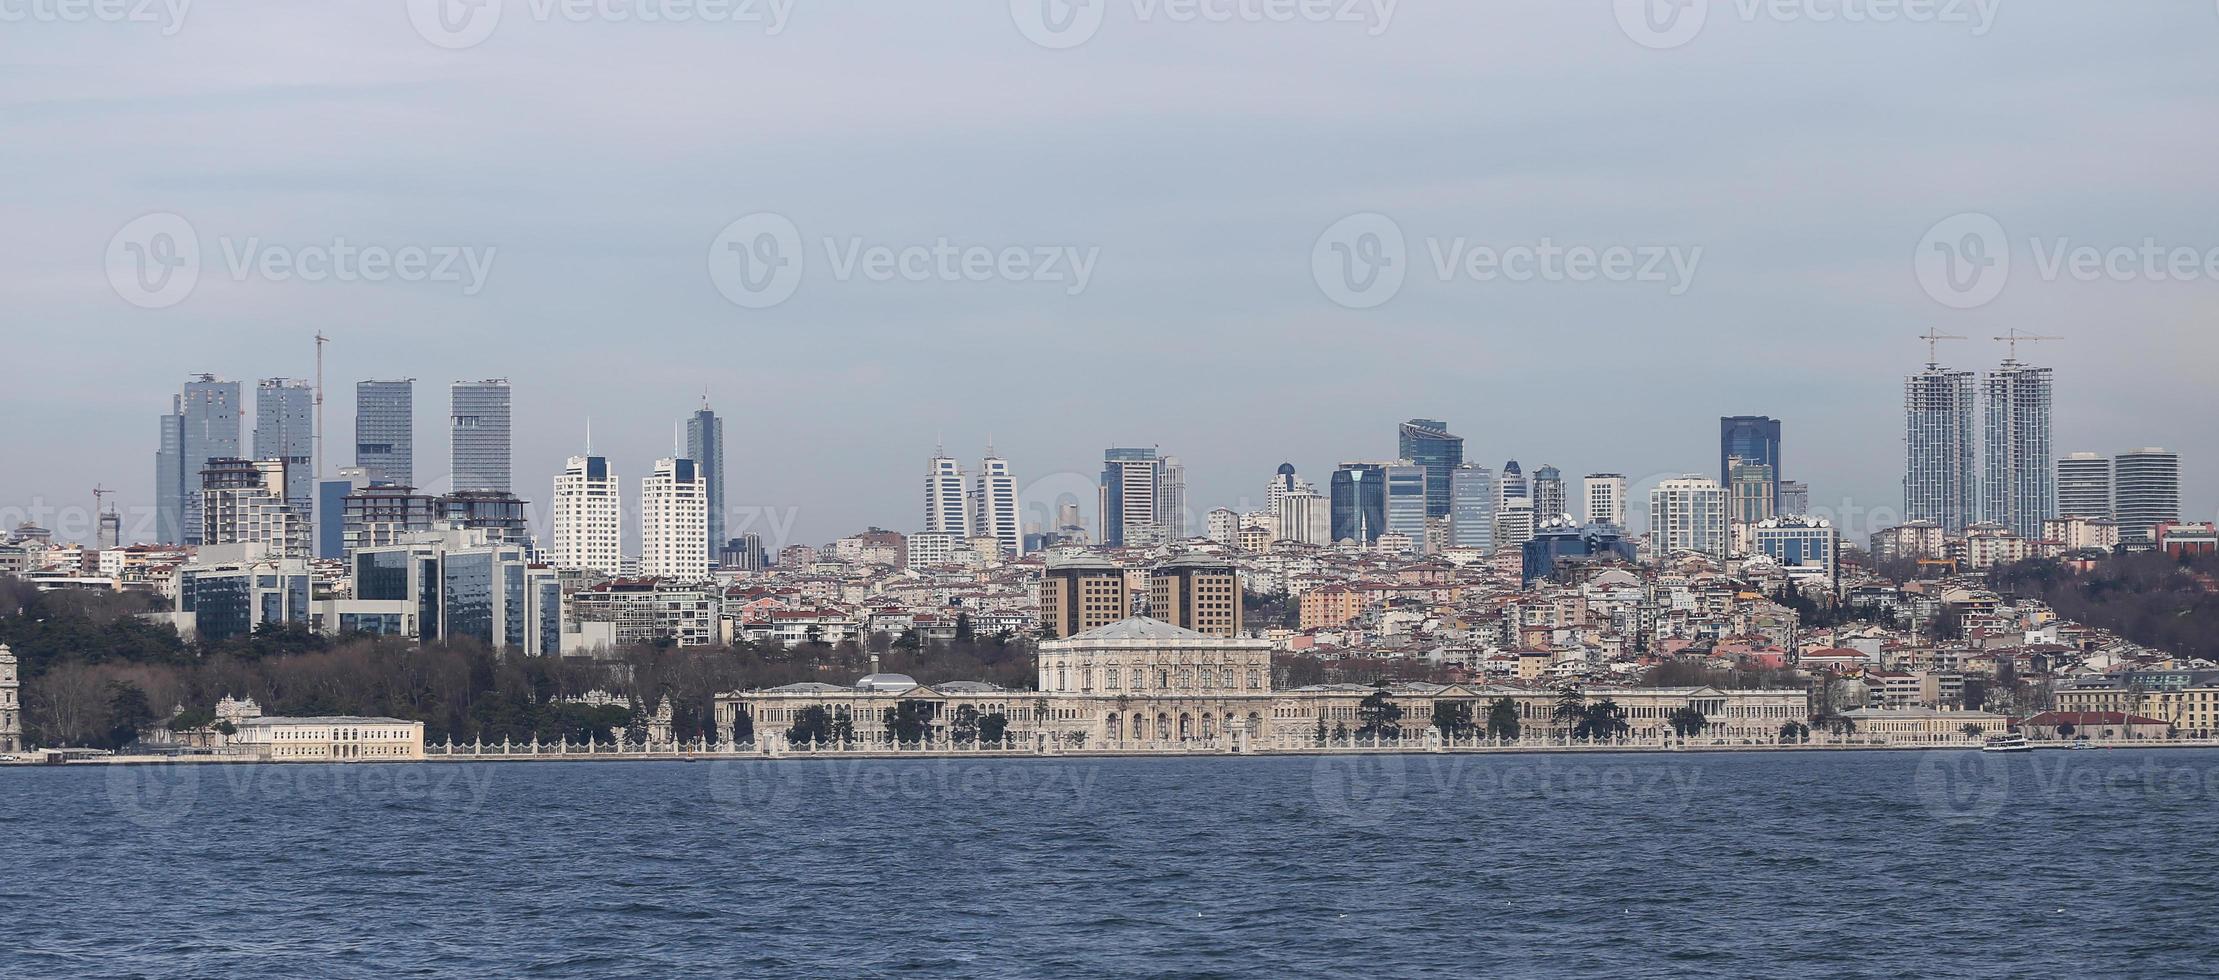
[1720, 416, 1783, 511]
[719, 533, 767, 572]
[2114, 449, 2181, 545]
[335, 529, 558, 654]
[1159, 456, 1187, 540]
[1983, 359, 2055, 540]
[155, 374, 241, 545]
[925, 453, 972, 539]
[974, 454, 1020, 556]
[1531, 465, 1567, 522]
[316, 466, 369, 559]
[1906, 364, 1978, 533]
[171, 544, 313, 644]
[1100, 448, 1168, 547]
[1149, 555, 1243, 637]
[1728, 461, 1777, 525]
[1498, 460, 1528, 510]
[341, 482, 436, 557]
[1329, 462, 1389, 545]
[1584, 473, 1627, 528]
[1276, 488, 1330, 546]
[1493, 501, 1536, 552]
[1039, 555, 1130, 638]
[354, 379, 414, 487]
[1384, 463, 1430, 551]
[641, 457, 709, 581]
[254, 378, 315, 524]
[684, 402, 725, 559]
[450, 379, 512, 492]
[1753, 517, 1839, 582]
[437, 490, 534, 551]
[1522, 522, 1637, 585]
[1779, 481, 1809, 517]
[1449, 464, 1496, 550]
[1397, 419, 1464, 518]
[551, 454, 621, 573]
[2057, 452, 2112, 519]
[1649, 476, 1729, 559]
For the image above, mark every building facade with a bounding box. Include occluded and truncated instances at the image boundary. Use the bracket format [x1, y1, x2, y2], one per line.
[684, 403, 725, 560]
[355, 379, 414, 487]
[1720, 415, 1783, 512]
[925, 452, 972, 540]
[450, 379, 512, 493]
[1148, 555, 1243, 637]
[551, 454, 621, 573]
[1397, 418, 1463, 519]
[973, 455, 1020, 556]
[1983, 359, 2055, 540]
[1584, 473, 1627, 528]
[156, 374, 242, 545]
[2114, 448, 2180, 544]
[232, 716, 426, 761]
[1330, 462, 1389, 546]
[1100, 447, 1165, 547]
[1649, 477, 1729, 558]
[1449, 464, 1496, 550]
[1906, 365, 1977, 533]
[1038, 555, 1130, 638]
[640, 457, 709, 580]
[2056, 452, 2111, 519]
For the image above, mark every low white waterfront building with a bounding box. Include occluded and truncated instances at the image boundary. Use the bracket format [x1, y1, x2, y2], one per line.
[230, 716, 427, 761]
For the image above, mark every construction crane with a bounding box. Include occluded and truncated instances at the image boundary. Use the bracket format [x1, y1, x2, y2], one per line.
[92, 484, 112, 514]
[1918, 328, 1967, 368]
[1994, 329, 2061, 362]
[314, 332, 330, 482]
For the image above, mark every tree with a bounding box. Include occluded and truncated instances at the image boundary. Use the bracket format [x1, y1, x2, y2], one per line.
[1356, 683, 1403, 738]
[883, 699, 937, 744]
[1959, 723, 1985, 739]
[1778, 720, 1810, 743]
[1552, 689, 1586, 728]
[1574, 700, 1629, 741]
[1666, 706, 1707, 738]
[786, 705, 838, 745]
[954, 613, 974, 643]
[1431, 699, 1476, 737]
[949, 704, 981, 744]
[104, 681, 157, 749]
[979, 712, 1008, 745]
[1486, 697, 1522, 741]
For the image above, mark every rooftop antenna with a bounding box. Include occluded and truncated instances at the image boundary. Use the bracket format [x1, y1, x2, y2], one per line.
[1994, 329, 2061, 363]
[1918, 328, 1966, 369]
[313, 332, 329, 480]
[585, 417, 593, 456]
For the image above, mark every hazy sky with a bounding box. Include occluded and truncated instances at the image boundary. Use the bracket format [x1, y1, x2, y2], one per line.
[4, 1, 2215, 550]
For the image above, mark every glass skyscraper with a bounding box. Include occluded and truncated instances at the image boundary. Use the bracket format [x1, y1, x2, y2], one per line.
[1329, 462, 1388, 545]
[1983, 360, 2055, 540]
[1384, 463, 1429, 548]
[255, 378, 315, 521]
[155, 374, 241, 545]
[450, 379, 512, 493]
[1719, 415, 1782, 511]
[1396, 418, 1463, 519]
[1449, 464, 1495, 549]
[355, 379, 414, 487]
[685, 403, 725, 558]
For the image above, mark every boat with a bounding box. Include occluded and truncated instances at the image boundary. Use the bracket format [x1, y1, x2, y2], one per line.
[1982, 733, 2032, 753]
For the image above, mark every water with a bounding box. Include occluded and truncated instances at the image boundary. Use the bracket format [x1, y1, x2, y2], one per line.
[3, 750, 2215, 978]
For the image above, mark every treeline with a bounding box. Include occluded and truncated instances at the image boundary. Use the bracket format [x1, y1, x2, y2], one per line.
[1991, 553, 2219, 661]
[0, 575, 1039, 750]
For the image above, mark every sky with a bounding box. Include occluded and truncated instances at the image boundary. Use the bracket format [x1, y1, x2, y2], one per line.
[3, 1, 2216, 552]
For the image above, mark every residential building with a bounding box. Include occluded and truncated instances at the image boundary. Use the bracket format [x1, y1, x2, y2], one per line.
[1905, 364, 1978, 533]
[973, 454, 1020, 555]
[1531, 465, 1567, 523]
[641, 457, 709, 581]
[1493, 500, 1536, 552]
[1277, 488, 1330, 546]
[551, 454, 621, 573]
[1649, 476, 1729, 559]
[1584, 473, 1627, 528]
[2057, 452, 2111, 519]
[1149, 555, 1243, 637]
[2114, 448, 2181, 544]
[450, 379, 512, 492]
[925, 452, 972, 539]
[355, 379, 414, 487]
[200, 457, 308, 557]
[1728, 461, 1776, 525]
[1983, 358, 2055, 539]
[1397, 418, 1463, 518]
[2043, 516, 2118, 553]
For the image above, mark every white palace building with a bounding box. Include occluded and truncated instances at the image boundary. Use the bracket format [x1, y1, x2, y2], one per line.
[716, 617, 1808, 749]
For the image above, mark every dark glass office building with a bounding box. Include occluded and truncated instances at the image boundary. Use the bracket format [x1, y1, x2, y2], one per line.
[1397, 418, 1463, 518]
[1329, 463, 1388, 545]
[1720, 415, 1783, 509]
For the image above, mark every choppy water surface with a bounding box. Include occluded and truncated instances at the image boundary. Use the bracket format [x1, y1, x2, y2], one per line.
[3, 750, 2215, 978]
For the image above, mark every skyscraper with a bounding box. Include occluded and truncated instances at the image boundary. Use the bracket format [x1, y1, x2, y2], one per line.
[1531, 465, 1567, 522]
[1384, 463, 1429, 551]
[1649, 476, 1729, 559]
[1584, 473, 1627, 527]
[1266, 463, 1304, 516]
[973, 454, 1019, 556]
[450, 379, 512, 493]
[551, 454, 621, 573]
[1397, 419, 1463, 518]
[2057, 452, 2112, 519]
[2114, 448, 2181, 545]
[155, 374, 241, 545]
[1905, 364, 1978, 533]
[1100, 448, 1165, 547]
[925, 452, 972, 539]
[1719, 415, 1782, 511]
[254, 378, 315, 523]
[1983, 358, 2056, 540]
[1449, 464, 1496, 550]
[1728, 461, 1776, 525]
[684, 402, 724, 560]
[1498, 460, 1528, 511]
[640, 457, 708, 580]
[355, 379, 414, 487]
[1329, 462, 1388, 545]
[1158, 455, 1187, 540]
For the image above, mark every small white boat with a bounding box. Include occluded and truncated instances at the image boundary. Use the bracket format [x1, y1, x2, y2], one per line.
[1982, 733, 2032, 753]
